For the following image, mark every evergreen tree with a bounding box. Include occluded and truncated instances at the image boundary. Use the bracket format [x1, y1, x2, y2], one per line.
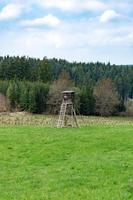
[7, 81, 16, 109]
[19, 82, 29, 111]
[37, 58, 53, 83]
[28, 84, 37, 113]
[80, 86, 95, 115]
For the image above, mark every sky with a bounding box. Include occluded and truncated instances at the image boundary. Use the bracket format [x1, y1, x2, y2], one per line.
[0, 0, 133, 64]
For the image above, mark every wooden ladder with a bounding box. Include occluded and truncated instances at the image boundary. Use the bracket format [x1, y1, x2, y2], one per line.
[57, 101, 79, 128]
[57, 101, 67, 128]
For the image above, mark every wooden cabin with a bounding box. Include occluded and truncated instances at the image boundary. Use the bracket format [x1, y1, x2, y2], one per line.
[62, 91, 75, 104]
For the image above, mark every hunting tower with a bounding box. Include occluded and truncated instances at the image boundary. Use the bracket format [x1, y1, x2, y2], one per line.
[57, 91, 79, 128]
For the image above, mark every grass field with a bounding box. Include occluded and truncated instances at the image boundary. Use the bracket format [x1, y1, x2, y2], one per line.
[0, 124, 133, 199]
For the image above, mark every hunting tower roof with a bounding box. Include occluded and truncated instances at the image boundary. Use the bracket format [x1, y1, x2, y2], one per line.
[62, 91, 75, 94]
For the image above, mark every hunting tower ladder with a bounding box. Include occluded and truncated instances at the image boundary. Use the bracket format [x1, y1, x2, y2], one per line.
[57, 91, 79, 128]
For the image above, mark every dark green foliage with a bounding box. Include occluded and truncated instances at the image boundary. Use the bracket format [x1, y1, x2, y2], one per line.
[37, 58, 53, 83]
[35, 82, 49, 113]
[0, 80, 9, 95]
[0, 56, 31, 80]
[28, 82, 49, 113]
[80, 86, 95, 115]
[0, 56, 52, 82]
[0, 55, 133, 115]
[19, 82, 30, 111]
[0, 55, 133, 101]
[28, 84, 37, 113]
[6, 80, 20, 109]
[5, 80, 49, 113]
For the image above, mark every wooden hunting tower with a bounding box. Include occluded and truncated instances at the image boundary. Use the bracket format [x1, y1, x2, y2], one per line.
[57, 91, 79, 128]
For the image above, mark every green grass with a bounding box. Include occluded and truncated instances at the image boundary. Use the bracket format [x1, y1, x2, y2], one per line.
[0, 125, 133, 199]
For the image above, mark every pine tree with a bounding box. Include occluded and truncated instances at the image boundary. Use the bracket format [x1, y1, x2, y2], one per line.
[80, 86, 95, 115]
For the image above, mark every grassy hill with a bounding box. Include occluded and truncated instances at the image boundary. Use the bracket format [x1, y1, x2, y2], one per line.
[0, 125, 133, 199]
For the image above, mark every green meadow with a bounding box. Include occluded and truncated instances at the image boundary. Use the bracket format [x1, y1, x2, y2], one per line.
[0, 125, 133, 200]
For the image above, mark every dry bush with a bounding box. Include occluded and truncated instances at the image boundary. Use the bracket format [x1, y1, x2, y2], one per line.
[0, 93, 10, 112]
[125, 99, 133, 116]
[93, 78, 119, 116]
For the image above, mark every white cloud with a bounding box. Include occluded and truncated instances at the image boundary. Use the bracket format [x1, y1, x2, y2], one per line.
[0, 3, 23, 21]
[37, 0, 106, 12]
[1, 20, 133, 64]
[16, 19, 133, 50]
[22, 14, 60, 27]
[100, 10, 120, 23]
[85, 0, 106, 11]
[40, 0, 74, 11]
[0, 0, 132, 64]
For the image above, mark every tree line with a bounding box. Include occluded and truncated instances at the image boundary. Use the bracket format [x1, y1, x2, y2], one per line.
[0, 55, 133, 116]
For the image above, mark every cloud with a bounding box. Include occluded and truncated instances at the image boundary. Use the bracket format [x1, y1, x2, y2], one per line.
[1, 19, 133, 64]
[16, 19, 133, 51]
[100, 10, 120, 23]
[0, 3, 23, 21]
[0, 0, 132, 64]
[85, 0, 106, 11]
[36, 0, 106, 12]
[22, 14, 60, 27]
[39, 0, 74, 11]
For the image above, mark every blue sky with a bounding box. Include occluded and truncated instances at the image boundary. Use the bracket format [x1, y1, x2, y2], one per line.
[0, 0, 133, 64]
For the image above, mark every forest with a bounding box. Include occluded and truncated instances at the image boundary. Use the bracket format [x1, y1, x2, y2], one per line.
[0, 55, 133, 116]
